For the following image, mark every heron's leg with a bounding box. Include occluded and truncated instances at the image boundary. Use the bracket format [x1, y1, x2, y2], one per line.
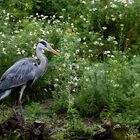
[18, 85, 26, 105]
[18, 85, 26, 115]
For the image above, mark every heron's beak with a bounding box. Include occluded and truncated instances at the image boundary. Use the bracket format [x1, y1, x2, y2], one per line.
[49, 48, 59, 56]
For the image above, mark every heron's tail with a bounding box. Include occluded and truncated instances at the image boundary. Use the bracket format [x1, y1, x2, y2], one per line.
[0, 90, 11, 100]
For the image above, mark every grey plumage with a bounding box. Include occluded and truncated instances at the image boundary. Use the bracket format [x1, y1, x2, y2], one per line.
[0, 58, 37, 92]
[0, 40, 59, 102]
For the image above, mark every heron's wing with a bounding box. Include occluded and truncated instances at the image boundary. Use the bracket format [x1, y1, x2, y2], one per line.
[0, 58, 38, 92]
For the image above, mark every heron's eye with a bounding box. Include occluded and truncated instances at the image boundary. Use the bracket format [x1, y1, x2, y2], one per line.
[33, 62, 37, 66]
[39, 41, 47, 47]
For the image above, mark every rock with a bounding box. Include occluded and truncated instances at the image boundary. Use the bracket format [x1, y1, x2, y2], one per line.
[0, 112, 49, 140]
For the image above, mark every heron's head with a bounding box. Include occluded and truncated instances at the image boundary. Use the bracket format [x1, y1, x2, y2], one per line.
[38, 40, 59, 56]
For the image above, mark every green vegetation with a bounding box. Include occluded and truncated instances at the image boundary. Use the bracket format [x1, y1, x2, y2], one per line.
[0, 0, 140, 139]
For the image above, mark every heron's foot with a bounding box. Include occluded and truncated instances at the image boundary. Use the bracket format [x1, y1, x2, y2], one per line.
[17, 100, 25, 125]
[15, 112, 25, 126]
[18, 99, 23, 106]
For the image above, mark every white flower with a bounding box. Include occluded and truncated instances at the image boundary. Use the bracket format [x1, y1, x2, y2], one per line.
[110, 3, 117, 8]
[76, 64, 79, 69]
[2, 48, 7, 54]
[2, 10, 6, 14]
[44, 88, 47, 92]
[76, 49, 80, 53]
[17, 51, 21, 55]
[89, 31, 92, 35]
[74, 82, 78, 86]
[69, 64, 72, 70]
[119, 14, 122, 19]
[89, 9, 92, 12]
[104, 5, 108, 9]
[113, 41, 118, 45]
[102, 27, 107, 30]
[77, 38, 81, 42]
[100, 43, 104, 46]
[29, 32, 33, 36]
[83, 18, 86, 21]
[32, 55, 37, 59]
[62, 63, 66, 67]
[72, 88, 76, 92]
[4, 22, 8, 25]
[33, 44, 36, 49]
[2, 34, 5, 38]
[82, 1, 86, 4]
[54, 83, 58, 87]
[7, 13, 10, 16]
[16, 48, 21, 54]
[88, 49, 92, 53]
[5, 17, 9, 20]
[85, 67, 90, 70]
[62, 9, 66, 11]
[115, 0, 133, 4]
[107, 36, 115, 41]
[40, 29, 46, 35]
[80, 15, 84, 19]
[65, 53, 70, 59]
[14, 30, 19, 33]
[110, 55, 115, 58]
[112, 17, 116, 21]
[104, 51, 110, 55]
[56, 28, 61, 33]
[21, 50, 25, 54]
[83, 37, 86, 40]
[92, 8, 97, 12]
[52, 15, 56, 18]
[46, 31, 50, 34]
[42, 16, 47, 20]
[113, 84, 119, 87]
[135, 83, 139, 87]
[48, 20, 51, 24]
[91, 0, 95, 4]
[73, 76, 79, 82]
[93, 41, 99, 45]
[55, 78, 59, 82]
[41, 14, 44, 17]
[59, 16, 63, 19]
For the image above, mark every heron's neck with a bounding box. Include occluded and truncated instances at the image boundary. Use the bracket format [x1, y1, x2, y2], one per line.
[36, 47, 48, 77]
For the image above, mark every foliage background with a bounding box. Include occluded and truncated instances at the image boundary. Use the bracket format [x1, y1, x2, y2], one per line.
[0, 0, 140, 138]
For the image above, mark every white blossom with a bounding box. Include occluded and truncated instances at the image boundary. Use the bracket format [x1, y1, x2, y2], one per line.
[102, 27, 107, 30]
[2, 48, 7, 54]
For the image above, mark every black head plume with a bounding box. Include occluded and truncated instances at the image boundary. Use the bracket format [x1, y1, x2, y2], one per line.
[39, 40, 47, 47]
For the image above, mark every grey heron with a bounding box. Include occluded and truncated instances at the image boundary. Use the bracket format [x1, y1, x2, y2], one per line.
[0, 40, 59, 112]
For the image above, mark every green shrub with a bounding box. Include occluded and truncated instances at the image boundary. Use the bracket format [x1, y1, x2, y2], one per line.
[0, 0, 34, 17]
[0, 0, 140, 129]
[75, 52, 140, 126]
[51, 107, 99, 139]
